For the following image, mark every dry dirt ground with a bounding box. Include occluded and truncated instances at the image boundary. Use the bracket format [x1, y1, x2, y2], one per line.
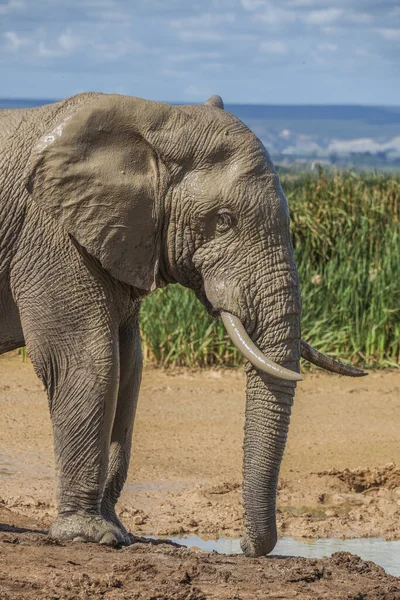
[0, 352, 399, 598]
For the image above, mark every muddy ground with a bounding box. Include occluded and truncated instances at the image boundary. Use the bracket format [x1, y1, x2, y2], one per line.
[0, 352, 399, 598]
[0, 523, 399, 599]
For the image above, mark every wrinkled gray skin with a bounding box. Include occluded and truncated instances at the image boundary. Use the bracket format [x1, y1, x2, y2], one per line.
[0, 92, 302, 556]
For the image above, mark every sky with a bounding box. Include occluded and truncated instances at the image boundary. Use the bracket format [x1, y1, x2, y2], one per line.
[0, 0, 399, 104]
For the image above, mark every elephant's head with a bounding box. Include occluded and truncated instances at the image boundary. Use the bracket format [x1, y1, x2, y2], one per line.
[26, 92, 366, 556]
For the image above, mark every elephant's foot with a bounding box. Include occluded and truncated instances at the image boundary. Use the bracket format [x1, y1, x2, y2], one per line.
[49, 513, 131, 546]
[240, 534, 277, 557]
[101, 507, 131, 544]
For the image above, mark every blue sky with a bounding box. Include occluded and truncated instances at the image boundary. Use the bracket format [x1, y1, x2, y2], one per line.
[1, 0, 399, 104]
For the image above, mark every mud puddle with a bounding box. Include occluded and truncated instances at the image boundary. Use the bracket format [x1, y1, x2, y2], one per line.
[158, 535, 400, 576]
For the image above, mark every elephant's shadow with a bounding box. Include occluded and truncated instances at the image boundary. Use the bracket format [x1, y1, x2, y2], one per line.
[0, 522, 184, 548]
[0, 521, 297, 558]
[0, 522, 47, 535]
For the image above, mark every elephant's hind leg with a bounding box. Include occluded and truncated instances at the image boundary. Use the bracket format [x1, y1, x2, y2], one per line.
[101, 319, 142, 542]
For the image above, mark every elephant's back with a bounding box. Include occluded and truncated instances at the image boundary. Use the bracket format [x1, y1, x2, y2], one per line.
[0, 102, 63, 142]
[0, 93, 102, 142]
[0, 109, 23, 139]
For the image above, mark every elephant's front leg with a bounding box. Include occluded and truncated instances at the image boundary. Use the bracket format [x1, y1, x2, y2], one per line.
[101, 321, 142, 542]
[46, 336, 127, 546]
[21, 314, 127, 545]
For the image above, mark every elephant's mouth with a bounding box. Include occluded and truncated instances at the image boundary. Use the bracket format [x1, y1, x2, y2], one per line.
[199, 277, 367, 381]
[219, 310, 367, 381]
[195, 283, 220, 318]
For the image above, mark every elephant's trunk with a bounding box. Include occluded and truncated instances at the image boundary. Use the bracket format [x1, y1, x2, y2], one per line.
[241, 365, 296, 556]
[239, 281, 301, 557]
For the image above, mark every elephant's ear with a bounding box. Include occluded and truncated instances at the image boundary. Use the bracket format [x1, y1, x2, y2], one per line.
[204, 95, 224, 109]
[25, 95, 170, 291]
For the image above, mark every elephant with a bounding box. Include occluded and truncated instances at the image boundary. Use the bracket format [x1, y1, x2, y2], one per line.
[0, 92, 366, 556]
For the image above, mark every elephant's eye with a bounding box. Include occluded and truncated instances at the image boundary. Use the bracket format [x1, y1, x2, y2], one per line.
[216, 211, 234, 234]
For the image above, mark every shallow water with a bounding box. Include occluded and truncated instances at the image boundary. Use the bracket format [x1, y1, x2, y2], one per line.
[162, 535, 400, 577]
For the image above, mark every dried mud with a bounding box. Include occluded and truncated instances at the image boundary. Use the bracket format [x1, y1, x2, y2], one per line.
[0, 517, 398, 600]
[0, 353, 399, 597]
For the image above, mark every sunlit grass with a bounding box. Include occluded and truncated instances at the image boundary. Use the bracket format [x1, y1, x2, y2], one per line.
[140, 285, 241, 368]
[140, 170, 400, 368]
[288, 169, 400, 368]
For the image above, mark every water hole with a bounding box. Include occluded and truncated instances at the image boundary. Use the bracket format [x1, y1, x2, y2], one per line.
[157, 535, 400, 577]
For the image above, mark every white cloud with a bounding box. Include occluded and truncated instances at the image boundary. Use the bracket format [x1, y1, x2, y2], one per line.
[28, 23, 145, 62]
[0, 0, 24, 15]
[353, 46, 370, 57]
[257, 7, 297, 26]
[38, 31, 81, 57]
[92, 9, 130, 22]
[305, 9, 343, 25]
[347, 12, 372, 24]
[328, 136, 400, 154]
[203, 62, 223, 73]
[170, 12, 235, 30]
[3, 30, 29, 51]
[85, 0, 131, 23]
[259, 40, 287, 54]
[94, 36, 145, 60]
[170, 11, 236, 43]
[160, 67, 186, 78]
[318, 42, 338, 52]
[177, 31, 225, 42]
[58, 31, 80, 53]
[378, 28, 400, 41]
[240, 0, 266, 10]
[305, 8, 372, 26]
[287, 0, 321, 6]
[37, 42, 64, 58]
[321, 26, 344, 35]
[166, 51, 221, 63]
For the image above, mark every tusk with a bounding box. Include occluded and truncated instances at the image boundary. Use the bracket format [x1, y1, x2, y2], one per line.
[221, 311, 303, 382]
[301, 340, 368, 377]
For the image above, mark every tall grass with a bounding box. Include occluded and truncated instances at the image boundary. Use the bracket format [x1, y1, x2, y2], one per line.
[140, 285, 241, 368]
[140, 170, 400, 368]
[289, 170, 400, 368]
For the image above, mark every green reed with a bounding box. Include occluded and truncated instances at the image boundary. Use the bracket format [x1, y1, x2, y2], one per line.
[288, 169, 400, 368]
[140, 285, 242, 368]
[139, 169, 400, 368]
